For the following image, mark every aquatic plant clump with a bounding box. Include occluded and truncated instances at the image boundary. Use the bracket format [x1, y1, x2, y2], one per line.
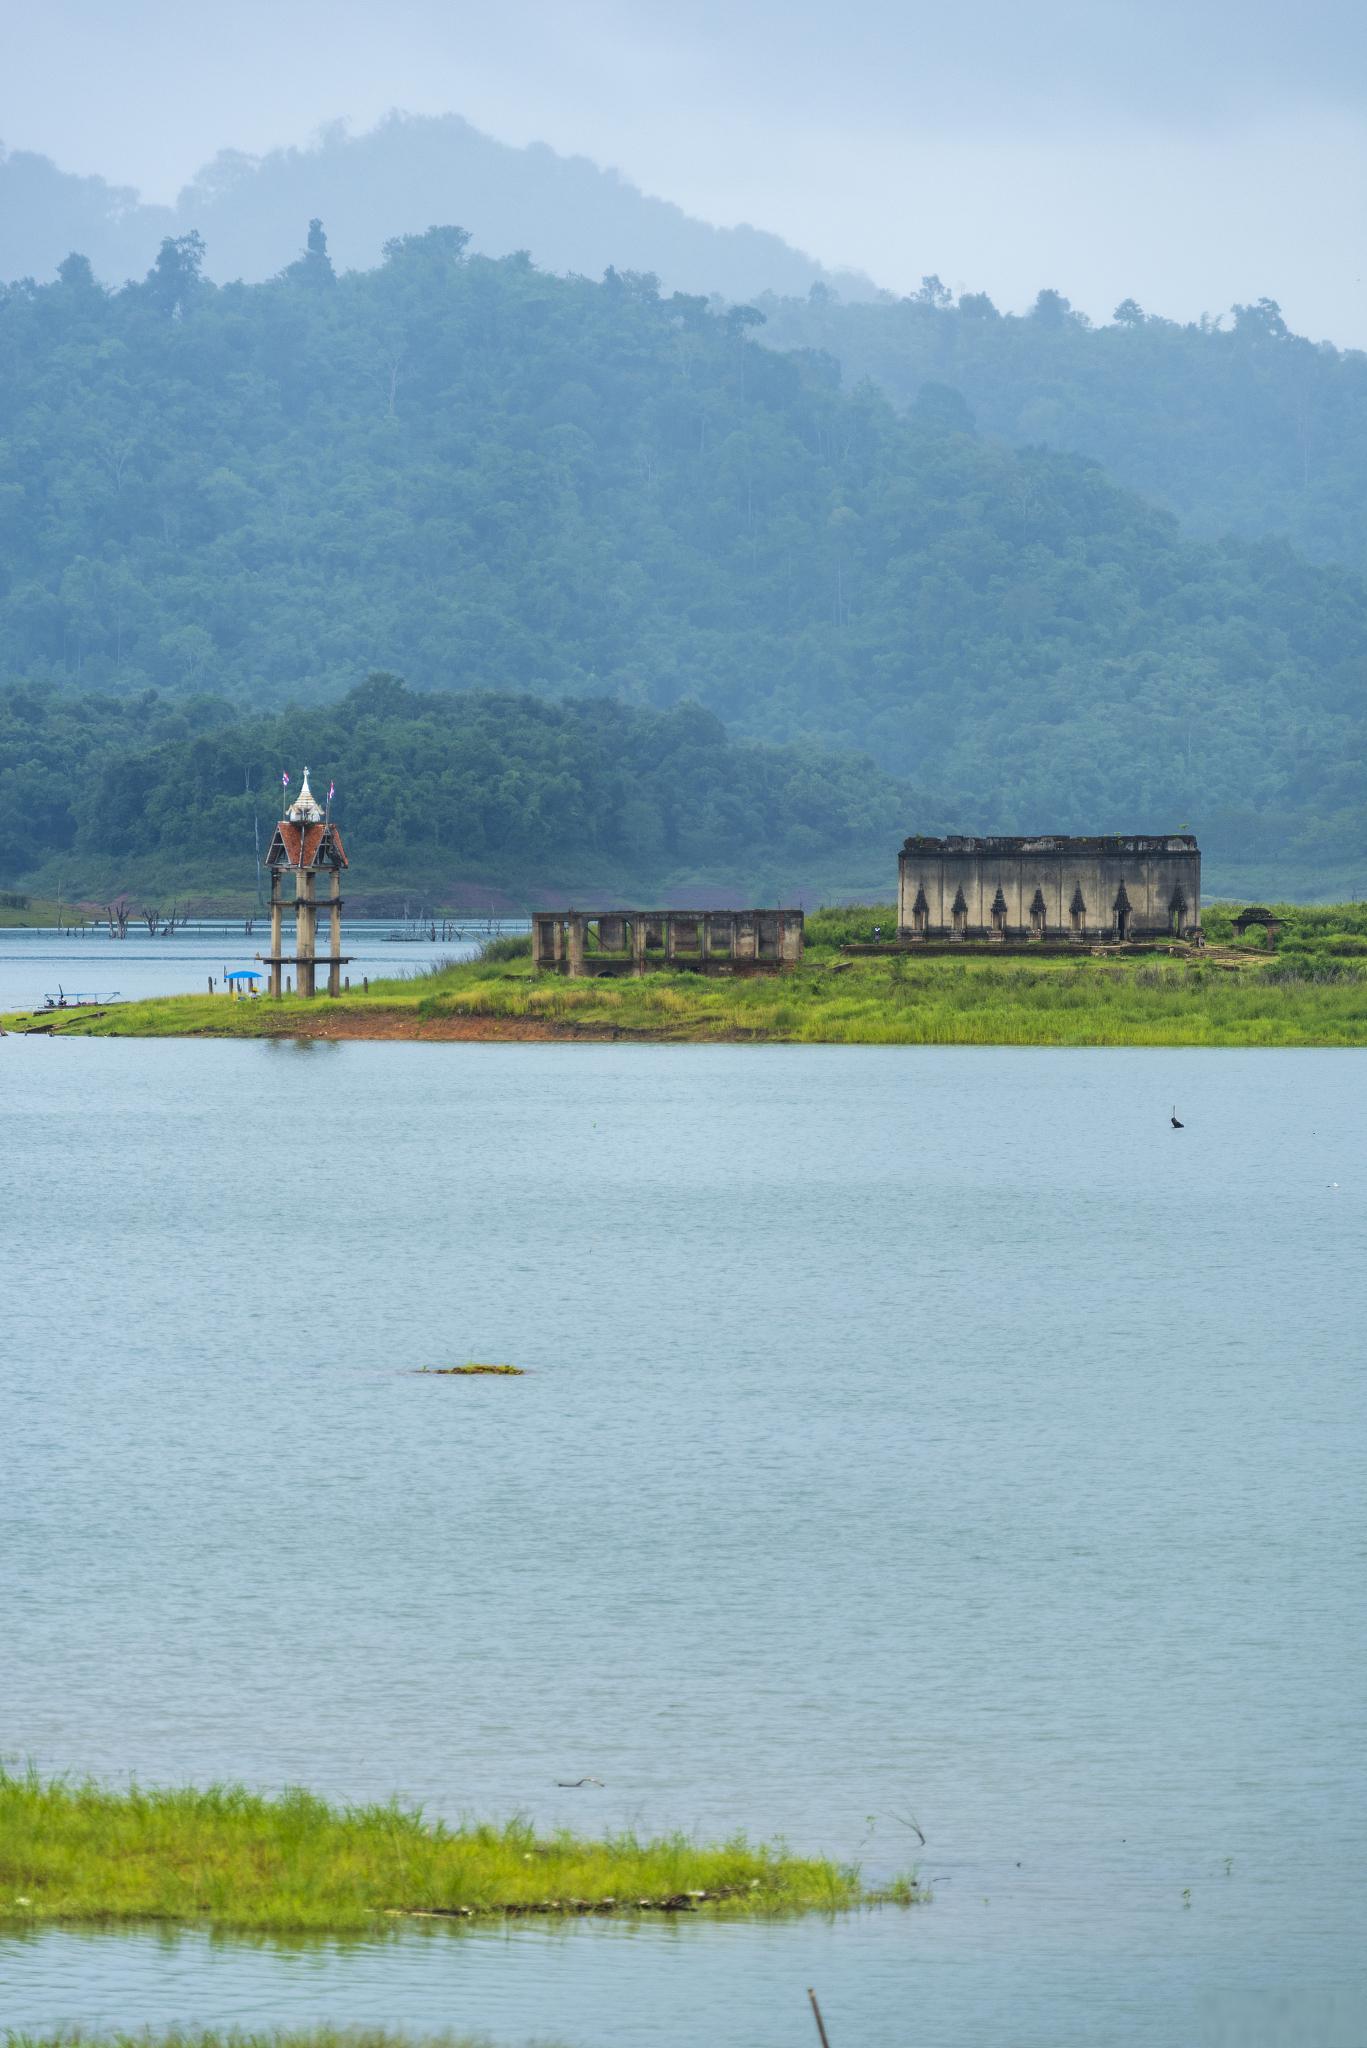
[0, 1770, 916, 1933]
[417, 1363, 525, 1376]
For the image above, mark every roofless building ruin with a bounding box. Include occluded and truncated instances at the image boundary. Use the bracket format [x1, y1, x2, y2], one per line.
[262, 770, 350, 997]
[534, 909, 804, 976]
[897, 835, 1201, 945]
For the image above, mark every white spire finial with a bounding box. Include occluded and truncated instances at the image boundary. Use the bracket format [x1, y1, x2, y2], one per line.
[286, 767, 325, 824]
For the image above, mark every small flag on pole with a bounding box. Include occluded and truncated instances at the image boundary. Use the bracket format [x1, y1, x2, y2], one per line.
[282, 770, 290, 788]
[328, 781, 335, 801]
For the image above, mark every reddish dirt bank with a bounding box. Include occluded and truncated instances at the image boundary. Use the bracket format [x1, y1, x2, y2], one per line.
[226, 1009, 654, 1043]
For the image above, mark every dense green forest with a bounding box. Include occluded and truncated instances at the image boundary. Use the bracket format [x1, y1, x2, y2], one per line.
[759, 286, 1367, 571]
[0, 676, 916, 902]
[1, 225, 1366, 886]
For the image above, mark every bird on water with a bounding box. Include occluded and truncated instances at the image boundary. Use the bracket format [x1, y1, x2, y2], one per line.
[1171, 1107, 1184, 1128]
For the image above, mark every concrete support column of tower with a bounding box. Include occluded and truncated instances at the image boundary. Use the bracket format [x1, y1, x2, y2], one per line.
[295, 871, 316, 999]
[269, 875, 283, 998]
[328, 872, 343, 996]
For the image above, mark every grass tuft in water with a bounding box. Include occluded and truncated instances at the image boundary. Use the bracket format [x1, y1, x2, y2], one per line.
[416, 1363, 525, 1376]
[0, 1770, 917, 1933]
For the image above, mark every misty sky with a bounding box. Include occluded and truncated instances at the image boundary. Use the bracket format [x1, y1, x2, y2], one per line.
[3, 0, 1365, 342]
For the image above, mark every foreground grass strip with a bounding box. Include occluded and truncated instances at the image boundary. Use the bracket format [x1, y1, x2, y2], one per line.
[0, 1772, 914, 1932]
[6, 2034, 521, 2048]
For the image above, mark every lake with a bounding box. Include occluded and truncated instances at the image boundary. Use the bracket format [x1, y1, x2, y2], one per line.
[0, 921, 494, 1014]
[1, 1032, 1363, 2047]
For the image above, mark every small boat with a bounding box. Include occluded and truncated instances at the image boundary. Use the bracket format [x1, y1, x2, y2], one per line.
[42, 988, 121, 1009]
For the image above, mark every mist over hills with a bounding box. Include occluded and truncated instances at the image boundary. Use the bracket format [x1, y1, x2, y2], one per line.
[0, 115, 873, 303]
[759, 287, 1367, 577]
[9, 113, 1367, 590]
[1, 225, 1365, 889]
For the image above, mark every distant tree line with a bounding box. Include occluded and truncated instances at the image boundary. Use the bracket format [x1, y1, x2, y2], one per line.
[0, 675, 926, 892]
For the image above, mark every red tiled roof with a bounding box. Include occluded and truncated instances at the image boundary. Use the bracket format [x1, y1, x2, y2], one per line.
[265, 820, 349, 870]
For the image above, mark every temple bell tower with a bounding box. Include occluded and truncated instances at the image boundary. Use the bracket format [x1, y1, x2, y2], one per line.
[262, 769, 350, 997]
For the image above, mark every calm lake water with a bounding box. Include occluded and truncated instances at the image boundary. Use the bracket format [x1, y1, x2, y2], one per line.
[1, 1034, 1364, 2046]
[0, 922, 498, 1013]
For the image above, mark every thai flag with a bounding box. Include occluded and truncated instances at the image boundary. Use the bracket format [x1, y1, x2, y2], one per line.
[282, 770, 290, 788]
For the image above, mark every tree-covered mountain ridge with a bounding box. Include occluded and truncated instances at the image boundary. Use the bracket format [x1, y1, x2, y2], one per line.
[758, 284, 1367, 574]
[1, 224, 1365, 879]
[10, 120, 1367, 577]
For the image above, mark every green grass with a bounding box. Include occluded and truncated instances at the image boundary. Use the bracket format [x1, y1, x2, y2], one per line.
[0, 1770, 910, 1933]
[8, 907, 1367, 1046]
[5, 2036, 518, 2048]
[0, 894, 62, 927]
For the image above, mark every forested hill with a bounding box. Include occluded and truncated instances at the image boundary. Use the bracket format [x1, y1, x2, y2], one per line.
[0, 119, 870, 302]
[758, 287, 1367, 574]
[2, 226, 1367, 876]
[0, 678, 917, 902]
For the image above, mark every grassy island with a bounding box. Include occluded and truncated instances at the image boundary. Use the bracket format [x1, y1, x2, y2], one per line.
[5, 905, 1367, 1049]
[5, 2037, 504, 2048]
[0, 1771, 912, 1933]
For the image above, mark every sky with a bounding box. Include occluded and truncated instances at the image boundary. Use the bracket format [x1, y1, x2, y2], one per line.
[3, 0, 1365, 342]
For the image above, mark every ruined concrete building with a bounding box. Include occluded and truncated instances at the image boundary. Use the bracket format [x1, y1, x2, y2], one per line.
[897, 835, 1201, 944]
[535, 909, 804, 976]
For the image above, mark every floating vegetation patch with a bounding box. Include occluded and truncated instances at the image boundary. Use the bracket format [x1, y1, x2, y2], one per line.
[417, 1362, 526, 1376]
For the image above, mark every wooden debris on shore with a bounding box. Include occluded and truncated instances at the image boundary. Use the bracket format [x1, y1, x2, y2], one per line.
[392, 1880, 764, 1919]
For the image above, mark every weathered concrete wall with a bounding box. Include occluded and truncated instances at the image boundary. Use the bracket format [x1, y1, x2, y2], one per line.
[536, 910, 805, 976]
[898, 835, 1201, 942]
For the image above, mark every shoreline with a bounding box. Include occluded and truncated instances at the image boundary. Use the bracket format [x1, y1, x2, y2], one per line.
[3, 1006, 645, 1044]
[6, 907, 1367, 1048]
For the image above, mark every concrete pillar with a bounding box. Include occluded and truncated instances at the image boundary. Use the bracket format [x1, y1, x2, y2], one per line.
[295, 871, 316, 999]
[599, 916, 626, 951]
[328, 870, 342, 996]
[631, 914, 648, 977]
[665, 915, 677, 963]
[269, 875, 283, 998]
[700, 916, 712, 962]
[566, 913, 587, 977]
